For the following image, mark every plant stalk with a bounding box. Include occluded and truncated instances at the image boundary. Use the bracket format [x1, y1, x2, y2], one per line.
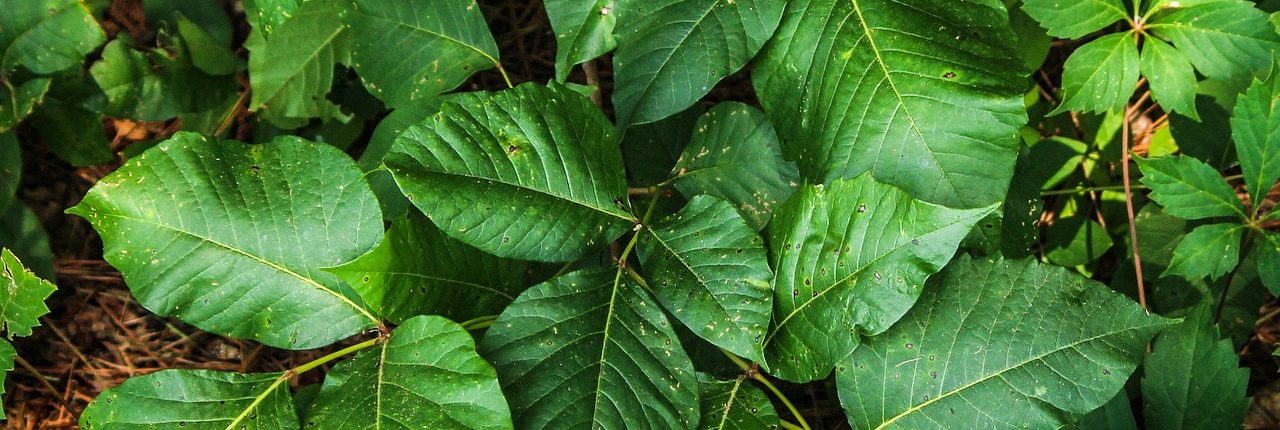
[720, 349, 812, 430]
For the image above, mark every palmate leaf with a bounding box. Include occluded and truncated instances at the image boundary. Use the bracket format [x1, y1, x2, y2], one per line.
[1135, 155, 1246, 220]
[306, 316, 512, 429]
[753, 0, 1027, 208]
[1142, 300, 1249, 430]
[1149, 0, 1280, 81]
[638, 195, 773, 363]
[247, 0, 348, 123]
[1141, 38, 1199, 120]
[0, 0, 105, 75]
[669, 102, 799, 230]
[1231, 74, 1280, 211]
[326, 209, 526, 324]
[80, 370, 297, 429]
[1164, 223, 1246, 281]
[611, 0, 783, 129]
[69, 133, 384, 349]
[697, 374, 779, 430]
[344, 0, 500, 108]
[0, 248, 55, 338]
[386, 83, 635, 262]
[480, 267, 699, 429]
[1020, 0, 1128, 39]
[546, 0, 617, 82]
[1052, 32, 1140, 115]
[837, 256, 1172, 429]
[765, 174, 995, 383]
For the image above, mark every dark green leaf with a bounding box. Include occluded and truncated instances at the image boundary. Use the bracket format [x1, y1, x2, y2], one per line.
[68, 133, 383, 349]
[1053, 32, 1141, 115]
[0, 203, 55, 281]
[1170, 95, 1235, 169]
[1076, 390, 1138, 430]
[1141, 37, 1199, 120]
[29, 88, 113, 167]
[1020, 0, 1128, 39]
[697, 374, 779, 430]
[1150, 0, 1280, 80]
[1257, 232, 1279, 294]
[1026, 136, 1088, 190]
[1136, 155, 1246, 220]
[244, 0, 303, 38]
[0, 78, 49, 132]
[80, 370, 297, 429]
[546, 0, 617, 81]
[1142, 300, 1249, 430]
[0, 132, 17, 213]
[0, 340, 14, 397]
[837, 256, 1172, 429]
[1230, 74, 1280, 210]
[1165, 223, 1246, 281]
[622, 104, 702, 187]
[1045, 216, 1113, 267]
[177, 16, 239, 76]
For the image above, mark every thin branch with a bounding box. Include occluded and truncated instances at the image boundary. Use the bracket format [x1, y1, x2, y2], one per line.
[1122, 102, 1148, 312]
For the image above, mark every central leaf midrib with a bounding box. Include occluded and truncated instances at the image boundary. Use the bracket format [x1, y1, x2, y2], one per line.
[415, 168, 636, 223]
[360, 270, 515, 300]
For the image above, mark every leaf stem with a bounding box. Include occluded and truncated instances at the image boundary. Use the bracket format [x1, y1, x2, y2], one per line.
[720, 349, 812, 430]
[495, 63, 514, 89]
[293, 337, 381, 375]
[460, 315, 498, 331]
[779, 419, 805, 430]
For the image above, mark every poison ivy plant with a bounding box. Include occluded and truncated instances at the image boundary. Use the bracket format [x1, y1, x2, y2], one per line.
[545, 0, 617, 82]
[696, 374, 779, 430]
[0, 0, 105, 76]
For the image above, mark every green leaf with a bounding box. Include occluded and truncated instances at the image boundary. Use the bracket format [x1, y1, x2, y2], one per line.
[0, 248, 55, 338]
[1255, 232, 1280, 294]
[1136, 155, 1246, 220]
[244, 0, 303, 39]
[68, 133, 383, 349]
[1020, 0, 1128, 39]
[1026, 136, 1088, 190]
[0, 0, 106, 75]
[1230, 74, 1280, 210]
[345, 0, 500, 108]
[1045, 216, 1114, 267]
[306, 316, 513, 429]
[753, 0, 1027, 208]
[765, 174, 996, 382]
[142, 0, 234, 46]
[622, 104, 702, 187]
[91, 39, 236, 121]
[546, 0, 617, 82]
[1053, 32, 1141, 115]
[177, 16, 239, 76]
[386, 83, 635, 262]
[1142, 300, 1249, 430]
[0, 78, 49, 132]
[80, 370, 297, 429]
[1171, 95, 1235, 169]
[669, 102, 799, 230]
[0, 203, 55, 281]
[247, 0, 347, 122]
[612, 0, 783, 128]
[0, 339, 14, 397]
[1076, 389, 1138, 430]
[1141, 37, 1199, 120]
[326, 210, 525, 324]
[1150, 0, 1280, 81]
[1164, 223, 1246, 281]
[0, 132, 17, 213]
[29, 88, 114, 167]
[836, 256, 1173, 429]
[481, 267, 699, 429]
[638, 195, 773, 363]
[697, 374, 779, 430]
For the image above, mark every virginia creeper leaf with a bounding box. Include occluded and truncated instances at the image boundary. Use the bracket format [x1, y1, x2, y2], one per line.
[247, 0, 348, 122]
[306, 316, 513, 429]
[1136, 155, 1246, 220]
[326, 210, 526, 324]
[1164, 223, 1246, 281]
[481, 267, 700, 429]
[344, 0, 500, 108]
[837, 256, 1173, 429]
[1020, 0, 1128, 39]
[0, 0, 105, 75]
[669, 102, 799, 230]
[765, 174, 996, 383]
[1231, 74, 1280, 210]
[80, 370, 297, 429]
[0, 248, 55, 338]
[1171, 96, 1235, 169]
[612, 0, 784, 128]
[1142, 300, 1249, 430]
[546, 0, 617, 82]
[753, 0, 1027, 208]
[638, 195, 773, 364]
[1053, 32, 1141, 115]
[386, 83, 635, 262]
[1150, 0, 1280, 81]
[1259, 232, 1280, 294]
[0, 78, 50, 132]
[697, 374, 779, 430]
[68, 133, 383, 349]
[1141, 37, 1199, 120]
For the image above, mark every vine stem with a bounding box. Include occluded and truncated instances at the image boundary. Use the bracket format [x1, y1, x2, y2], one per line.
[1122, 101, 1148, 312]
[720, 350, 812, 430]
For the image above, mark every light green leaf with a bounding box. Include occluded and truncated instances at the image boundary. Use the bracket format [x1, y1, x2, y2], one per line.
[1136, 155, 1246, 220]
[1020, 0, 1128, 39]
[0, 132, 17, 213]
[1045, 216, 1114, 267]
[669, 102, 799, 230]
[1142, 299, 1249, 430]
[638, 195, 773, 363]
[546, 0, 617, 82]
[80, 370, 297, 429]
[0, 0, 105, 75]
[612, 0, 783, 129]
[1053, 32, 1141, 115]
[386, 83, 635, 262]
[837, 256, 1172, 429]
[326, 210, 525, 324]
[68, 133, 383, 349]
[247, 0, 347, 122]
[345, 0, 500, 108]
[481, 267, 699, 429]
[1150, 0, 1280, 81]
[0, 203, 55, 281]
[753, 0, 1027, 208]
[1256, 232, 1279, 294]
[765, 174, 996, 382]
[1164, 223, 1246, 281]
[697, 374, 779, 430]
[306, 316, 513, 429]
[1230, 74, 1280, 210]
[0, 248, 55, 338]
[0, 78, 50, 132]
[1141, 37, 1199, 120]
